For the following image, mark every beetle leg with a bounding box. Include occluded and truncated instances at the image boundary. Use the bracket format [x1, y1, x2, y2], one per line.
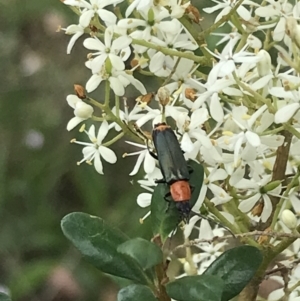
[155, 178, 166, 184]
[164, 192, 172, 212]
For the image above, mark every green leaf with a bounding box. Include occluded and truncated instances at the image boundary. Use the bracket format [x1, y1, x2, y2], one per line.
[204, 245, 263, 301]
[150, 183, 179, 241]
[61, 212, 149, 284]
[117, 238, 163, 270]
[0, 293, 11, 301]
[188, 161, 204, 208]
[117, 284, 157, 301]
[166, 275, 224, 301]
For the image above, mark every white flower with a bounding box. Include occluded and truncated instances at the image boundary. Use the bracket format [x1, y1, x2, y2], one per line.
[255, 0, 294, 41]
[66, 95, 94, 131]
[236, 175, 282, 222]
[84, 27, 132, 73]
[125, 0, 153, 17]
[203, 0, 258, 24]
[176, 108, 212, 153]
[72, 121, 117, 174]
[205, 38, 259, 85]
[188, 218, 227, 273]
[124, 141, 156, 175]
[63, 0, 122, 27]
[85, 62, 146, 96]
[62, 24, 85, 54]
[274, 103, 300, 124]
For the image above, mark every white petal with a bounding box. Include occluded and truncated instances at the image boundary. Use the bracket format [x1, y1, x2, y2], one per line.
[88, 124, 96, 139]
[255, 6, 278, 17]
[67, 31, 84, 54]
[109, 77, 125, 96]
[210, 169, 227, 182]
[94, 153, 104, 174]
[149, 52, 165, 73]
[245, 131, 260, 147]
[98, 9, 117, 25]
[192, 185, 207, 212]
[97, 120, 109, 143]
[98, 146, 117, 163]
[181, 133, 194, 153]
[109, 54, 125, 71]
[237, 5, 251, 21]
[66, 95, 81, 108]
[67, 116, 84, 131]
[129, 152, 145, 176]
[111, 36, 132, 52]
[144, 152, 156, 174]
[210, 94, 224, 122]
[86, 74, 103, 92]
[184, 215, 201, 238]
[238, 194, 260, 212]
[137, 193, 151, 208]
[91, 54, 107, 74]
[74, 102, 94, 119]
[79, 10, 95, 28]
[273, 18, 286, 41]
[118, 19, 147, 29]
[274, 103, 300, 124]
[83, 37, 105, 51]
[261, 195, 272, 222]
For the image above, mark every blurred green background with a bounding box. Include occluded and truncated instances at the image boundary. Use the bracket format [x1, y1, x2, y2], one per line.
[0, 1, 214, 300]
[0, 1, 151, 300]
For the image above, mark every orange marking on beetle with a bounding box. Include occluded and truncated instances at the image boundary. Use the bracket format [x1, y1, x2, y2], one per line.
[170, 181, 191, 202]
[154, 123, 170, 132]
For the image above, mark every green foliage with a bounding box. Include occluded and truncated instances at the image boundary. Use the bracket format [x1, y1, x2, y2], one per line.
[61, 212, 263, 301]
[117, 238, 163, 270]
[61, 212, 150, 284]
[0, 293, 11, 301]
[204, 245, 263, 301]
[117, 284, 157, 301]
[166, 275, 224, 301]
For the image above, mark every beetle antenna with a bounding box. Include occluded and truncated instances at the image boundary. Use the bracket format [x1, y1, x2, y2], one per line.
[192, 212, 236, 238]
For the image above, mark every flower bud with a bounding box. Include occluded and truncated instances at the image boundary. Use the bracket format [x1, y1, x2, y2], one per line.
[157, 86, 170, 107]
[74, 102, 94, 119]
[74, 84, 86, 99]
[281, 209, 297, 229]
[261, 180, 281, 193]
[185, 5, 201, 23]
[256, 50, 272, 77]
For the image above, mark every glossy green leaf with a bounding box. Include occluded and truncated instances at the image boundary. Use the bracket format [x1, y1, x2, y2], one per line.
[118, 238, 163, 270]
[166, 275, 224, 301]
[188, 161, 204, 208]
[61, 212, 149, 284]
[151, 183, 179, 241]
[117, 284, 157, 301]
[204, 245, 263, 301]
[0, 293, 11, 301]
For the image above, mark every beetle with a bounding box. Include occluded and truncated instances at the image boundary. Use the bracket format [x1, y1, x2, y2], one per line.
[151, 122, 193, 221]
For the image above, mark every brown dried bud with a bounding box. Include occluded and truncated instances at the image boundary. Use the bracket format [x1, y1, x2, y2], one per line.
[257, 227, 271, 245]
[185, 5, 202, 23]
[136, 92, 155, 107]
[130, 58, 140, 70]
[251, 201, 264, 217]
[74, 84, 86, 99]
[157, 86, 170, 107]
[185, 88, 197, 101]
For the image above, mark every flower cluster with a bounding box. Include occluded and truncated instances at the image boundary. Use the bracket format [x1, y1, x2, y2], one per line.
[60, 0, 300, 299]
